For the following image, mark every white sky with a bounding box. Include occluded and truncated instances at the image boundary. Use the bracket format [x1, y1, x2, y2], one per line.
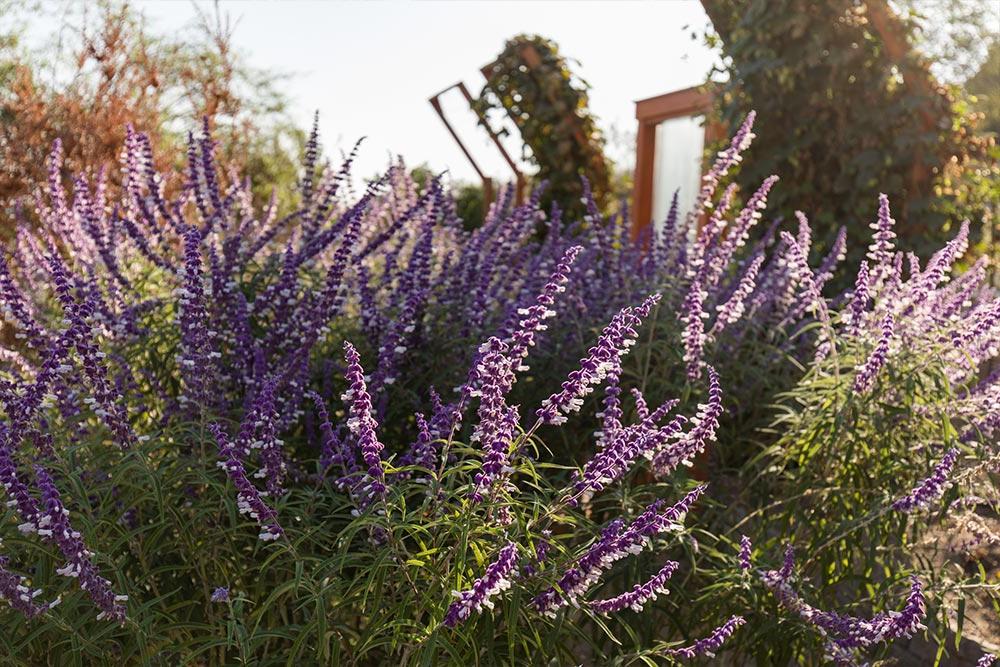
[29, 1, 720, 183]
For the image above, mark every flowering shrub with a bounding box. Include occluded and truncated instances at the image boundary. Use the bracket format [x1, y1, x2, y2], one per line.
[0, 112, 995, 664]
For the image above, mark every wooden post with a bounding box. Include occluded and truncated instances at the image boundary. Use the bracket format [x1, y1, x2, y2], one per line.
[631, 86, 716, 241]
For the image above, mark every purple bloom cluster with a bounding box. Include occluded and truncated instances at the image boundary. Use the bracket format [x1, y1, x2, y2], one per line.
[0, 556, 59, 619]
[571, 414, 686, 503]
[738, 535, 752, 572]
[468, 338, 519, 503]
[212, 422, 283, 542]
[853, 312, 893, 394]
[34, 466, 128, 622]
[667, 615, 747, 659]
[652, 366, 722, 477]
[763, 547, 926, 664]
[0, 111, 995, 662]
[443, 541, 518, 628]
[533, 485, 705, 615]
[892, 448, 959, 513]
[342, 342, 387, 505]
[589, 559, 678, 614]
[537, 294, 660, 426]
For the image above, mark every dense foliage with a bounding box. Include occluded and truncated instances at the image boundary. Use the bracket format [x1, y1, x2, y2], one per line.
[0, 113, 996, 666]
[702, 0, 999, 263]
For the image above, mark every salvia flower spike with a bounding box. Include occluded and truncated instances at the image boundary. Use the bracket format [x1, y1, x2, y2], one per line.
[443, 541, 518, 628]
[892, 448, 959, 513]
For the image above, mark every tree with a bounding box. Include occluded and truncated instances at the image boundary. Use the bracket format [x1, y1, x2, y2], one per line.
[965, 40, 1000, 136]
[0, 1, 304, 210]
[701, 0, 997, 262]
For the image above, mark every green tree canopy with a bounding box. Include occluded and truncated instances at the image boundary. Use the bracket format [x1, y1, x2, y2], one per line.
[702, 0, 997, 262]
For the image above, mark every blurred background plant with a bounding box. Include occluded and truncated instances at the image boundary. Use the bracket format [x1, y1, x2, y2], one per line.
[0, 0, 304, 211]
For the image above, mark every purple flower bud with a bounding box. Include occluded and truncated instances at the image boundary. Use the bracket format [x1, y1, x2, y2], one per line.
[738, 535, 752, 572]
[211, 587, 230, 603]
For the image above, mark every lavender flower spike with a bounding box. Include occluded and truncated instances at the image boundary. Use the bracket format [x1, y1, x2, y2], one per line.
[342, 342, 387, 503]
[853, 312, 893, 394]
[652, 366, 722, 477]
[866, 193, 897, 285]
[589, 560, 678, 614]
[892, 448, 959, 513]
[34, 466, 127, 622]
[211, 423, 283, 542]
[507, 245, 582, 368]
[738, 535, 752, 572]
[977, 654, 997, 667]
[712, 254, 765, 336]
[0, 556, 59, 618]
[211, 587, 230, 603]
[537, 294, 660, 425]
[469, 337, 519, 503]
[844, 260, 871, 336]
[667, 615, 746, 659]
[443, 541, 518, 628]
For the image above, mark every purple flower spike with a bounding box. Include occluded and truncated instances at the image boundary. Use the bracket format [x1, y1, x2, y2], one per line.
[589, 560, 679, 614]
[443, 541, 518, 628]
[738, 535, 752, 572]
[853, 312, 893, 394]
[712, 254, 765, 336]
[867, 194, 897, 285]
[892, 448, 959, 513]
[211, 423, 283, 542]
[652, 366, 722, 477]
[34, 466, 127, 623]
[667, 615, 746, 659]
[507, 245, 582, 369]
[689, 111, 756, 224]
[844, 261, 871, 335]
[573, 415, 687, 502]
[469, 337, 519, 503]
[342, 342, 387, 504]
[534, 485, 705, 615]
[763, 549, 926, 662]
[537, 294, 660, 425]
[0, 556, 59, 619]
[977, 654, 997, 667]
[211, 587, 230, 603]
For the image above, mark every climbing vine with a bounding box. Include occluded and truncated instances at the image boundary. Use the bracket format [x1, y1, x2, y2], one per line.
[475, 34, 611, 218]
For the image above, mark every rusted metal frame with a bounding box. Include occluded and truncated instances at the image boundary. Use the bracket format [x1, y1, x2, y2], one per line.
[428, 83, 494, 206]
[454, 81, 525, 205]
